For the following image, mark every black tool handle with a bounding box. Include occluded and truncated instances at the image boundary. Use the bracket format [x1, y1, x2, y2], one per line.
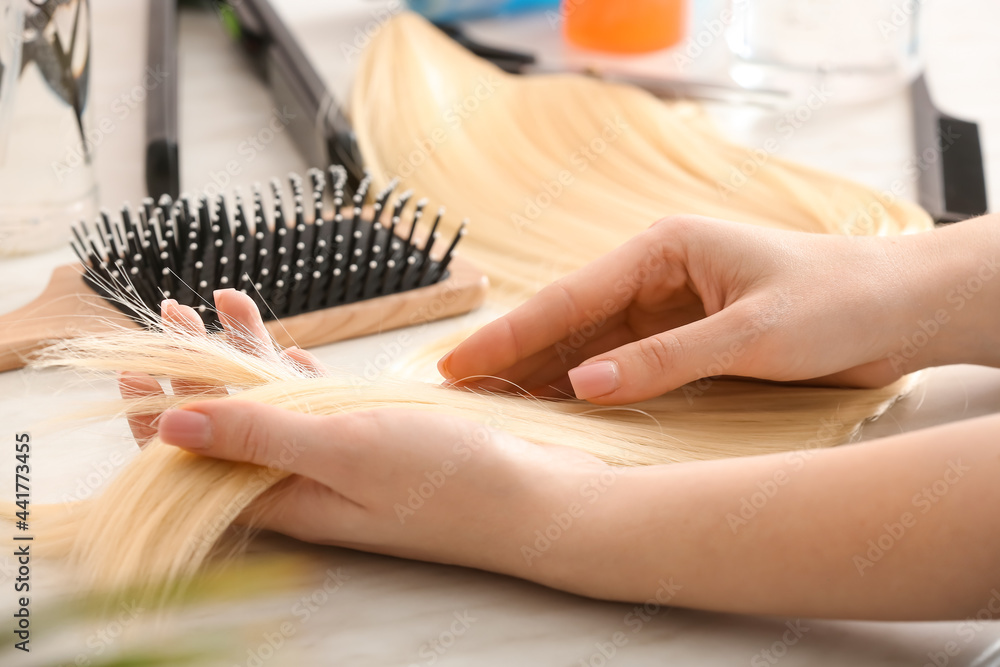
[234, 0, 365, 190]
[145, 0, 180, 200]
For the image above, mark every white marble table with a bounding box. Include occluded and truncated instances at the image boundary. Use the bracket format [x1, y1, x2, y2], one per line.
[1, 0, 1000, 664]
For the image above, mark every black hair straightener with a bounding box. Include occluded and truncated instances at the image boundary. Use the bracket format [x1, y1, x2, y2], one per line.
[144, 0, 365, 200]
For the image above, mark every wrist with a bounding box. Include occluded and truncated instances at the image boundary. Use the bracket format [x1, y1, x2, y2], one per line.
[891, 215, 1000, 373]
[515, 464, 666, 602]
[504, 462, 627, 596]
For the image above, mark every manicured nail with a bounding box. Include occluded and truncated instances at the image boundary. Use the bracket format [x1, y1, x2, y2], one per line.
[158, 409, 211, 449]
[568, 360, 619, 399]
[120, 369, 148, 384]
[438, 350, 455, 379]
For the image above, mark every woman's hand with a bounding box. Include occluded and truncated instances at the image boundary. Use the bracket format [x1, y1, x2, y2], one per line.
[157, 400, 608, 586]
[118, 289, 324, 446]
[438, 214, 966, 404]
[123, 289, 610, 587]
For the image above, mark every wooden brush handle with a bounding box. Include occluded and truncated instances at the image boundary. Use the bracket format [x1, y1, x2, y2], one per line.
[0, 265, 139, 372]
[263, 257, 489, 349]
[0, 259, 489, 373]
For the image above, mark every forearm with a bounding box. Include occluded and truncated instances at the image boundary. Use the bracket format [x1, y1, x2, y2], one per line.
[896, 213, 1000, 373]
[529, 414, 1000, 620]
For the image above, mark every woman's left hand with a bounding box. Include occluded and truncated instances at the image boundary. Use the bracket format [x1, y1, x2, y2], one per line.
[117, 289, 325, 446]
[160, 400, 609, 586]
[125, 289, 612, 588]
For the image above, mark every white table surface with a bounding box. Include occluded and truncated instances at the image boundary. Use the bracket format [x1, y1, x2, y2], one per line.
[2, 0, 1000, 664]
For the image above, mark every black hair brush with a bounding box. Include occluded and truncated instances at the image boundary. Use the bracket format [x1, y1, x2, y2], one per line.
[0, 165, 488, 372]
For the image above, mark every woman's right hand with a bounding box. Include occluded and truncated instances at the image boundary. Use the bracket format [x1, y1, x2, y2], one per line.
[439, 214, 986, 405]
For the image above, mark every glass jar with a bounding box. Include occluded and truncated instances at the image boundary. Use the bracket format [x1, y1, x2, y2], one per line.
[727, 0, 922, 104]
[0, 0, 98, 256]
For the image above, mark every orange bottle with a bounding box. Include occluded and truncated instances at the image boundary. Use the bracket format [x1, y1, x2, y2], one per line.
[562, 0, 686, 54]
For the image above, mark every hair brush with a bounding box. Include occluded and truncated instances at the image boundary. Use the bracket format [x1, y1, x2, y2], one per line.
[0, 165, 487, 372]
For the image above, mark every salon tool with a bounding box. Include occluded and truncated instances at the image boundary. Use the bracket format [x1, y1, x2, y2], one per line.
[435, 22, 789, 108]
[145, 0, 366, 200]
[145, 0, 179, 200]
[219, 0, 365, 188]
[0, 165, 487, 372]
[910, 74, 989, 224]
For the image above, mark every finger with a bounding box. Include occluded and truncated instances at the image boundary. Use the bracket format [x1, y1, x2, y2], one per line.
[440, 226, 674, 382]
[118, 371, 165, 447]
[162, 298, 205, 335]
[511, 325, 637, 393]
[568, 305, 757, 404]
[453, 321, 634, 395]
[157, 400, 367, 492]
[282, 346, 326, 376]
[452, 289, 705, 395]
[447, 311, 624, 388]
[162, 300, 227, 396]
[214, 288, 279, 360]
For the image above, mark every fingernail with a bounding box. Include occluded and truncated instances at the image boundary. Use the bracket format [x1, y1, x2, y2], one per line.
[438, 350, 455, 379]
[158, 409, 211, 449]
[568, 360, 619, 400]
[160, 298, 177, 314]
[213, 288, 235, 301]
[119, 369, 147, 385]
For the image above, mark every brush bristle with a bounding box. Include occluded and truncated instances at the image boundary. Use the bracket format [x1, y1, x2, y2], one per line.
[70, 166, 467, 327]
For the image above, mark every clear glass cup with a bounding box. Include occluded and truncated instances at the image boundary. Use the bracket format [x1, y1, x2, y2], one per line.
[726, 0, 922, 104]
[0, 0, 98, 256]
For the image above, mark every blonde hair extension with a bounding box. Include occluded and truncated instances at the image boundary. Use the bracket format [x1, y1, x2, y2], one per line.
[8, 320, 912, 592]
[350, 13, 931, 299]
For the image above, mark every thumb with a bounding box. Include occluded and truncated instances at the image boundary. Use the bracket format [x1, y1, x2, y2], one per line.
[158, 400, 330, 479]
[568, 308, 756, 404]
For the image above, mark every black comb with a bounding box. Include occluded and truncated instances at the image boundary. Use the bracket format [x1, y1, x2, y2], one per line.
[70, 165, 468, 328]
